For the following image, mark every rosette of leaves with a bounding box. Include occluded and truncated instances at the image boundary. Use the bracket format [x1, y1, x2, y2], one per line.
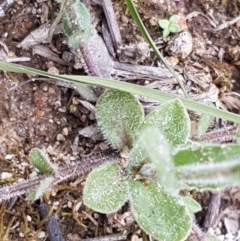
[83, 89, 240, 241]
[84, 90, 193, 241]
[159, 15, 181, 38]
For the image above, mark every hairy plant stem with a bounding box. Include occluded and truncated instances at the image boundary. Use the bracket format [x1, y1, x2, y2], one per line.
[200, 126, 238, 143]
[0, 152, 118, 203]
[80, 44, 101, 77]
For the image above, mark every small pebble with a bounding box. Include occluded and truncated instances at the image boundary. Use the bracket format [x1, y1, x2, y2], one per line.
[21, 162, 29, 167]
[62, 127, 69, 136]
[2, 32, 8, 38]
[42, 85, 48, 92]
[37, 231, 46, 239]
[62, 51, 74, 62]
[5, 154, 15, 160]
[67, 201, 73, 208]
[17, 0, 23, 5]
[215, 227, 221, 235]
[56, 134, 65, 141]
[19, 232, 24, 238]
[80, 114, 87, 122]
[26, 215, 32, 222]
[217, 235, 224, 241]
[58, 107, 67, 113]
[225, 233, 234, 240]
[31, 7, 37, 14]
[53, 201, 59, 207]
[48, 87, 55, 94]
[1, 172, 13, 179]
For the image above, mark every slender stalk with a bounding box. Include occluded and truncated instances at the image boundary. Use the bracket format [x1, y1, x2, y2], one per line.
[0, 152, 118, 203]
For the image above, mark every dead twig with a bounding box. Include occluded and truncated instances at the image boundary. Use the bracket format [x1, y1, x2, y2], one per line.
[81, 233, 127, 241]
[203, 191, 222, 232]
[39, 203, 65, 241]
[204, 15, 240, 32]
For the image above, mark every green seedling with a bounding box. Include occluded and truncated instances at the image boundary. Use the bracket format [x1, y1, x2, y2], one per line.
[61, 0, 95, 48]
[159, 15, 181, 38]
[83, 89, 240, 241]
[1, 90, 240, 241]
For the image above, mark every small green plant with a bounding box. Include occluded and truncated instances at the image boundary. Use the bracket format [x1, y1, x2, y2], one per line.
[0, 90, 240, 240]
[82, 89, 240, 241]
[55, 0, 95, 48]
[158, 15, 181, 38]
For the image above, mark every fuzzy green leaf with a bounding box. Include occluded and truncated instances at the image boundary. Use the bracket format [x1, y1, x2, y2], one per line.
[169, 15, 178, 23]
[169, 23, 181, 33]
[29, 148, 56, 175]
[130, 180, 192, 241]
[140, 99, 190, 148]
[73, 0, 91, 31]
[74, 83, 97, 102]
[96, 90, 144, 151]
[174, 144, 240, 166]
[62, 13, 73, 37]
[128, 127, 178, 193]
[68, 26, 95, 47]
[83, 162, 128, 213]
[197, 103, 214, 137]
[163, 29, 170, 38]
[27, 177, 54, 201]
[158, 19, 170, 29]
[182, 196, 202, 213]
[174, 144, 240, 189]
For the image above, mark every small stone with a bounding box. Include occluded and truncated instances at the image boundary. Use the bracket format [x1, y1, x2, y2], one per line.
[2, 32, 8, 38]
[62, 127, 69, 136]
[53, 201, 59, 206]
[46, 145, 54, 154]
[17, 0, 24, 5]
[149, 17, 158, 26]
[29, 171, 38, 178]
[1, 172, 13, 179]
[67, 233, 81, 241]
[31, 7, 37, 15]
[62, 51, 74, 62]
[217, 235, 225, 241]
[165, 31, 193, 58]
[21, 162, 29, 167]
[225, 233, 233, 240]
[5, 154, 15, 160]
[215, 227, 221, 235]
[56, 134, 65, 141]
[37, 231, 46, 239]
[58, 107, 67, 113]
[80, 114, 87, 122]
[42, 85, 48, 92]
[131, 234, 139, 241]
[48, 87, 55, 94]
[26, 215, 32, 222]
[48, 67, 59, 75]
[19, 232, 24, 238]
[67, 201, 73, 208]
[72, 97, 80, 105]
